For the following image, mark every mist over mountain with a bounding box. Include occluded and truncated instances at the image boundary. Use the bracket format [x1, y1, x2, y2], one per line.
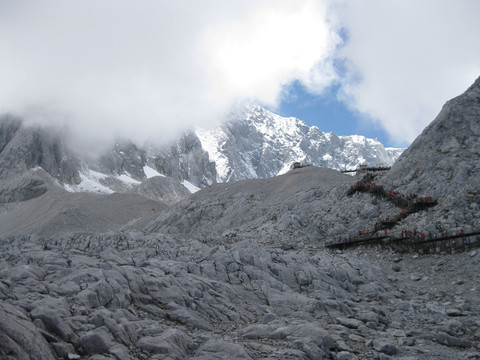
[0, 106, 403, 198]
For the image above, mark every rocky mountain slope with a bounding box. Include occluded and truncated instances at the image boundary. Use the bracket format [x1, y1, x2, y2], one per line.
[382, 75, 480, 235]
[0, 179, 165, 237]
[196, 106, 402, 182]
[143, 166, 369, 243]
[0, 77, 479, 360]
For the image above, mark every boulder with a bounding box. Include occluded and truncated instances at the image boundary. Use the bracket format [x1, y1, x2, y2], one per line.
[373, 338, 399, 355]
[79, 328, 114, 355]
[0, 303, 56, 360]
[137, 328, 194, 358]
[435, 331, 472, 348]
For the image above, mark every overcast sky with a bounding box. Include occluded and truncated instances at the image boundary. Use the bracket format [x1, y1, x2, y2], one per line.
[0, 0, 479, 148]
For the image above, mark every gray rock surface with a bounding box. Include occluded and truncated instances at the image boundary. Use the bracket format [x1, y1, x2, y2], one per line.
[98, 140, 148, 181]
[0, 231, 478, 359]
[0, 173, 48, 203]
[435, 331, 472, 348]
[97, 134, 217, 188]
[0, 117, 202, 201]
[0, 302, 56, 360]
[145, 166, 367, 243]
[131, 175, 191, 204]
[0, 117, 81, 203]
[373, 338, 398, 355]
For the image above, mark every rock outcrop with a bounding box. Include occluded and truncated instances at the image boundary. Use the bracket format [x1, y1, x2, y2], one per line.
[97, 134, 217, 188]
[0, 302, 56, 360]
[98, 140, 148, 181]
[152, 131, 217, 187]
[145, 166, 365, 242]
[131, 175, 191, 204]
[0, 173, 48, 203]
[384, 76, 480, 234]
[0, 115, 80, 203]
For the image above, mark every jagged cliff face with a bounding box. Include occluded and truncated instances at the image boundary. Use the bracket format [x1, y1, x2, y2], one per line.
[0, 116, 81, 202]
[98, 141, 148, 181]
[0, 116, 80, 184]
[95, 133, 216, 189]
[0, 119, 195, 204]
[196, 106, 402, 182]
[151, 131, 217, 188]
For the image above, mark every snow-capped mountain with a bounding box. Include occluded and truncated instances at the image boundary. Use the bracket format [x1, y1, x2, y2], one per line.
[60, 105, 402, 190]
[196, 105, 403, 183]
[0, 106, 403, 200]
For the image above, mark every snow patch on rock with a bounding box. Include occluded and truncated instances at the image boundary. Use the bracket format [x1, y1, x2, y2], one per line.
[64, 170, 113, 194]
[182, 180, 201, 193]
[143, 165, 165, 179]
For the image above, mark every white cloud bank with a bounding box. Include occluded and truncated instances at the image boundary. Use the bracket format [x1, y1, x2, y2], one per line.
[0, 0, 479, 147]
[336, 0, 480, 144]
[0, 0, 338, 147]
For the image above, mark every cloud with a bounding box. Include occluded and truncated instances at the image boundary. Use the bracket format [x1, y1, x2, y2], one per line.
[202, 0, 340, 105]
[0, 0, 338, 148]
[2, 1, 477, 149]
[335, 0, 480, 145]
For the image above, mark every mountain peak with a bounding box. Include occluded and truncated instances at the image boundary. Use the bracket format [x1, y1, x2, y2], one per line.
[197, 105, 403, 182]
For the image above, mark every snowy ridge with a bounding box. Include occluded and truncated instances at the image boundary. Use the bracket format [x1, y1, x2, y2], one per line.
[196, 105, 403, 182]
[195, 128, 230, 182]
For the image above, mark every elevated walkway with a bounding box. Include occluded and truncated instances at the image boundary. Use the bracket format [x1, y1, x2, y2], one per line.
[325, 172, 479, 253]
[326, 230, 480, 254]
[342, 166, 391, 173]
[347, 173, 437, 231]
